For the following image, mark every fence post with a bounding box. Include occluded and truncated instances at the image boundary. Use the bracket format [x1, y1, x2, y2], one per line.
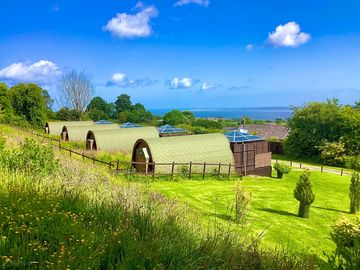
[92, 157, 95, 165]
[188, 162, 192, 179]
[69, 149, 72, 156]
[82, 153, 85, 161]
[58, 140, 61, 151]
[341, 169, 343, 176]
[218, 163, 222, 176]
[171, 162, 175, 180]
[228, 163, 232, 179]
[321, 165, 323, 172]
[109, 161, 112, 171]
[202, 162, 206, 179]
[290, 160, 292, 167]
[300, 163, 302, 169]
[116, 160, 119, 172]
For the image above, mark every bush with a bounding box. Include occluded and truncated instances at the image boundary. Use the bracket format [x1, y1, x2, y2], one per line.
[345, 155, 360, 171]
[273, 162, 291, 179]
[294, 170, 315, 218]
[349, 173, 360, 214]
[0, 138, 58, 178]
[327, 216, 360, 269]
[235, 181, 252, 224]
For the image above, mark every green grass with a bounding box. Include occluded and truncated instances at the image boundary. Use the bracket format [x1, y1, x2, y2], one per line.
[0, 125, 317, 269]
[147, 169, 352, 259]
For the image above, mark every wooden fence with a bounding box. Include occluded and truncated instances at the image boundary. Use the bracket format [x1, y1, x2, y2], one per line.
[27, 130, 242, 179]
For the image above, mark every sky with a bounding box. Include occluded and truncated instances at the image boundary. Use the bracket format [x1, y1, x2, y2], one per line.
[0, 0, 359, 109]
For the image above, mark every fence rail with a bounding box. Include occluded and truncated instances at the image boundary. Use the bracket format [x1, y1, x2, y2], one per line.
[26, 130, 242, 179]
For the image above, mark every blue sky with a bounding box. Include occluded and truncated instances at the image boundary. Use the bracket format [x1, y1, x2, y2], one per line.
[0, 0, 359, 109]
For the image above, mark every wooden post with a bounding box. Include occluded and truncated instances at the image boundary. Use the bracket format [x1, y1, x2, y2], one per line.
[109, 161, 112, 171]
[321, 165, 323, 172]
[341, 169, 343, 176]
[82, 153, 85, 161]
[202, 162, 206, 179]
[58, 140, 61, 151]
[228, 163, 232, 179]
[300, 163, 302, 169]
[171, 162, 175, 180]
[92, 157, 95, 165]
[188, 162, 192, 179]
[290, 160, 292, 166]
[69, 149, 72, 156]
[218, 163, 221, 176]
[116, 160, 119, 172]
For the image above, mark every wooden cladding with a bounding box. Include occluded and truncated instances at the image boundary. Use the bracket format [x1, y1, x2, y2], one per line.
[231, 140, 272, 177]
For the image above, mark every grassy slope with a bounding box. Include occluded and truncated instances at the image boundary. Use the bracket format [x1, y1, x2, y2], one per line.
[147, 169, 352, 258]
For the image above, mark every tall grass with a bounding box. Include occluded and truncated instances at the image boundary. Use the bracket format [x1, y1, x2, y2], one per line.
[0, 135, 317, 269]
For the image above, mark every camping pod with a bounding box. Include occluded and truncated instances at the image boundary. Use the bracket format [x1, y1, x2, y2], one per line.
[132, 133, 235, 174]
[86, 127, 159, 153]
[61, 124, 120, 141]
[44, 121, 93, 135]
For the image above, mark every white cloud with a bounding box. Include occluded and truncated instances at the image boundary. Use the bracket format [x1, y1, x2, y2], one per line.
[0, 60, 61, 84]
[103, 3, 158, 38]
[169, 77, 196, 89]
[200, 82, 221, 90]
[246, 44, 254, 51]
[107, 72, 157, 87]
[175, 0, 209, 7]
[267, 22, 310, 47]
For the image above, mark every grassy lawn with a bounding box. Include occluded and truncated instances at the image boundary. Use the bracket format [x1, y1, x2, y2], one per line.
[147, 169, 352, 259]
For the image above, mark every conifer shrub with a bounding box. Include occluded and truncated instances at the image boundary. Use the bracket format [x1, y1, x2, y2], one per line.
[294, 170, 315, 218]
[273, 162, 291, 179]
[349, 173, 360, 214]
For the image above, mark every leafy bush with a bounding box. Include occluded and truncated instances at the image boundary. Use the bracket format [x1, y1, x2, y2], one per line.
[178, 165, 189, 178]
[345, 155, 360, 171]
[0, 138, 58, 178]
[294, 170, 315, 218]
[349, 173, 360, 214]
[317, 141, 346, 166]
[327, 216, 360, 269]
[273, 162, 291, 179]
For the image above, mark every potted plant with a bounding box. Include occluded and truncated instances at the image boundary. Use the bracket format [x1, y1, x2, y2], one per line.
[273, 162, 291, 179]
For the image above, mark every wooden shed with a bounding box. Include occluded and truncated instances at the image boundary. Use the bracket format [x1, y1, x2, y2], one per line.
[225, 130, 272, 177]
[61, 124, 120, 141]
[45, 121, 93, 135]
[132, 133, 235, 174]
[86, 127, 159, 153]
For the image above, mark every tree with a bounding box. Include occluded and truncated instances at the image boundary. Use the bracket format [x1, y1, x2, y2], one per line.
[56, 107, 82, 121]
[350, 173, 360, 214]
[115, 94, 132, 113]
[0, 83, 11, 113]
[57, 70, 95, 120]
[294, 170, 315, 218]
[89, 109, 108, 121]
[86, 96, 108, 113]
[317, 141, 347, 166]
[163, 110, 194, 125]
[9, 83, 47, 126]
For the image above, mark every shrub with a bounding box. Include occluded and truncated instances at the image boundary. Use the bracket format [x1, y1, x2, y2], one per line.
[235, 181, 252, 224]
[178, 165, 189, 178]
[327, 216, 360, 269]
[345, 155, 360, 171]
[273, 162, 291, 179]
[317, 141, 346, 166]
[294, 170, 315, 218]
[349, 173, 360, 214]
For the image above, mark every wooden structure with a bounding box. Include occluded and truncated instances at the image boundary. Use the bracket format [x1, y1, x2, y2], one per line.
[132, 134, 235, 174]
[225, 130, 272, 177]
[44, 121, 93, 135]
[86, 127, 159, 153]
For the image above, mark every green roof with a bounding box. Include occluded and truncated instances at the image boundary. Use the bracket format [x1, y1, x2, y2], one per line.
[45, 121, 94, 136]
[139, 133, 235, 174]
[89, 127, 159, 153]
[63, 124, 120, 141]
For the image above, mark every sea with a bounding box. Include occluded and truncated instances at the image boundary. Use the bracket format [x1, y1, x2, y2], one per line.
[150, 107, 292, 121]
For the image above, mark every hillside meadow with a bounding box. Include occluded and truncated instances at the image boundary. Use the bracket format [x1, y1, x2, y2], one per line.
[0, 124, 317, 269]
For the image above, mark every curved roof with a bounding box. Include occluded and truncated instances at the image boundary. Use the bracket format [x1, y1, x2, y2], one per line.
[63, 124, 120, 141]
[134, 133, 235, 174]
[225, 130, 261, 143]
[120, 122, 142, 128]
[158, 125, 188, 134]
[88, 126, 159, 152]
[45, 121, 93, 135]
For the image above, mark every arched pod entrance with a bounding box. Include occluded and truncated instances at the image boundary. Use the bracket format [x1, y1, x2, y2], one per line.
[132, 139, 154, 173]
